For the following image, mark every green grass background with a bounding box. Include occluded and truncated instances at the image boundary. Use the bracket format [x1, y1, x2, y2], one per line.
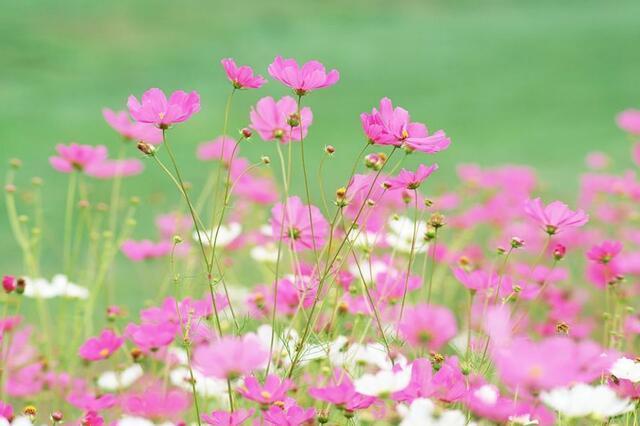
[2, 0, 640, 280]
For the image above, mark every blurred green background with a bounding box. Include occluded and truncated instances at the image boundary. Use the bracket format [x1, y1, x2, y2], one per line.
[2, 0, 640, 279]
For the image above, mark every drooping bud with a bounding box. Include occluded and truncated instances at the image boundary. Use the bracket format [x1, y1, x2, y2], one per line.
[137, 141, 155, 155]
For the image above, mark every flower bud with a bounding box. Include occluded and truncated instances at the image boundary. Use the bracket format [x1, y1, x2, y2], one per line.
[324, 145, 335, 155]
[31, 177, 43, 187]
[9, 158, 22, 169]
[241, 128, 252, 139]
[510, 237, 524, 249]
[78, 199, 90, 209]
[2, 275, 16, 293]
[553, 244, 566, 261]
[287, 113, 300, 127]
[16, 277, 26, 294]
[130, 196, 140, 206]
[51, 411, 63, 423]
[5, 184, 16, 194]
[173, 235, 183, 244]
[137, 141, 155, 155]
[556, 322, 569, 335]
[428, 213, 445, 229]
[424, 198, 434, 208]
[364, 153, 386, 170]
[261, 156, 271, 165]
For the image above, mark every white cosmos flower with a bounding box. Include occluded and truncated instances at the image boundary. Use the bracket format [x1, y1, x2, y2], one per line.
[250, 244, 279, 263]
[331, 340, 406, 370]
[116, 417, 155, 426]
[193, 223, 241, 247]
[508, 414, 539, 425]
[170, 366, 229, 399]
[354, 365, 412, 396]
[98, 364, 143, 391]
[386, 216, 428, 254]
[23, 274, 89, 300]
[0, 417, 33, 426]
[474, 384, 499, 405]
[540, 384, 633, 418]
[348, 230, 379, 250]
[397, 398, 467, 426]
[611, 357, 640, 383]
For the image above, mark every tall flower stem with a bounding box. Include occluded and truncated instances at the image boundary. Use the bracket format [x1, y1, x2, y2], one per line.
[397, 189, 420, 330]
[63, 171, 78, 275]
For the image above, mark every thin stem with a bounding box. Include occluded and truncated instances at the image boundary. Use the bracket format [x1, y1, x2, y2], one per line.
[63, 171, 78, 274]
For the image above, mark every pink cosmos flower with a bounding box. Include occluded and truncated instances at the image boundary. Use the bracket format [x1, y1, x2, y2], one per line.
[616, 109, 640, 134]
[585, 151, 610, 170]
[452, 267, 513, 297]
[121, 239, 173, 262]
[267, 56, 339, 95]
[587, 240, 623, 264]
[67, 392, 117, 411]
[271, 196, 329, 252]
[309, 370, 377, 412]
[155, 212, 193, 239]
[5, 362, 44, 397]
[81, 411, 104, 426]
[202, 409, 255, 426]
[125, 321, 178, 351]
[197, 136, 239, 163]
[78, 329, 124, 361]
[523, 198, 589, 235]
[85, 158, 144, 179]
[398, 304, 457, 350]
[393, 357, 467, 403]
[361, 98, 451, 153]
[49, 143, 108, 173]
[0, 400, 13, 420]
[263, 398, 315, 426]
[193, 334, 268, 380]
[238, 374, 293, 405]
[127, 88, 200, 129]
[221, 58, 266, 89]
[249, 96, 313, 143]
[384, 164, 438, 190]
[102, 108, 163, 143]
[2, 275, 15, 293]
[121, 383, 190, 420]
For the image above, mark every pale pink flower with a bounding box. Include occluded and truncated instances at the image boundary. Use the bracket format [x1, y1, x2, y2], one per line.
[393, 357, 467, 403]
[221, 58, 266, 89]
[102, 108, 163, 143]
[268, 56, 339, 95]
[202, 409, 254, 426]
[121, 383, 190, 420]
[263, 398, 315, 426]
[523, 198, 589, 235]
[616, 109, 640, 134]
[585, 151, 610, 170]
[127, 88, 200, 128]
[197, 136, 238, 163]
[587, 240, 623, 264]
[250, 96, 312, 143]
[49, 143, 108, 173]
[81, 411, 104, 426]
[125, 321, 178, 351]
[361, 98, 451, 153]
[398, 304, 457, 350]
[121, 239, 173, 262]
[85, 158, 144, 179]
[193, 334, 268, 380]
[384, 164, 438, 190]
[238, 374, 293, 405]
[155, 212, 193, 239]
[309, 370, 376, 411]
[5, 362, 44, 397]
[78, 329, 124, 361]
[271, 196, 329, 252]
[67, 392, 117, 411]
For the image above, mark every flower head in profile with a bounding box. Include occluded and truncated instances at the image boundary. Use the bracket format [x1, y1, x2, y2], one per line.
[250, 96, 313, 143]
[616, 109, 640, 134]
[202, 409, 254, 426]
[268, 56, 339, 95]
[384, 164, 438, 190]
[85, 158, 144, 179]
[309, 370, 376, 411]
[102, 108, 163, 143]
[361, 98, 451, 154]
[193, 334, 268, 380]
[79, 329, 124, 361]
[49, 143, 108, 173]
[263, 398, 315, 426]
[221, 58, 266, 89]
[587, 241, 622, 264]
[238, 374, 293, 405]
[271, 196, 329, 252]
[523, 198, 588, 235]
[398, 304, 457, 350]
[540, 384, 633, 419]
[127, 88, 200, 129]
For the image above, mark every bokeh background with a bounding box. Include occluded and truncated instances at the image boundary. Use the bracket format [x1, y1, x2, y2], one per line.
[2, 0, 640, 279]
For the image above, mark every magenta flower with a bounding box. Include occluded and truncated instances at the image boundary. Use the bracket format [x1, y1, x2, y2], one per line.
[193, 334, 268, 380]
[67, 392, 117, 411]
[398, 304, 457, 350]
[267, 56, 339, 95]
[85, 158, 144, 179]
[263, 398, 315, 426]
[127, 88, 200, 129]
[309, 370, 376, 412]
[197, 136, 239, 163]
[81, 411, 104, 426]
[238, 374, 293, 405]
[587, 240, 623, 264]
[121, 239, 173, 262]
[121, 383, 191, 420]
[523, 198, 589, 235]
[221, 58, 266, 89]
[271, 196, 329, 252]
[616, 109, 640, 134]
[0, 400, 13, 420]
[125, 321, 178, 351]
[393, 357, 467, 403]
[78, 329, 124, 361]
[2, 275, 15, 294]
[49, 143, 108, 173]
[384, 163, 438, 190]
[250, 96, 313, 143]
[102, 108, 163, 144]
[202, 409, 255, 426]
[361, 98, 451, 153]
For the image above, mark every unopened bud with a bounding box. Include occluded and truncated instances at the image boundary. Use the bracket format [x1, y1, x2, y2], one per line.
[137, 141, 155, 155]
[424, 198, 434, 208]
[9, 158, 22, 169]
[324, 145, 335, 155]
[364, 153, 387, 171]
[336, 187, 347, 200]
[5, 184, 16, 193]
[428, 213, 445, 229]
[78, 199, 90, 209]
[3, 275, 16, 293]
[261, 156, 271, 165]
[510, 237, 524, 249]
[129, 196, 140, 206]
[51, 411, 63, 423]
[287, 113, 300, 127]
[16, 277, 26, 294]
[553, 244, 566, 261]
[131, 347, 143, 361]
[497, 246, 506, 255]
[241, 128, 252, 139]
[31, 177, 43, 187]
[173, 235, 183, 244]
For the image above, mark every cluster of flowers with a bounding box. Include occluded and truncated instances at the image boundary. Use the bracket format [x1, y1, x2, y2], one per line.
[2, 55, 640, 426]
